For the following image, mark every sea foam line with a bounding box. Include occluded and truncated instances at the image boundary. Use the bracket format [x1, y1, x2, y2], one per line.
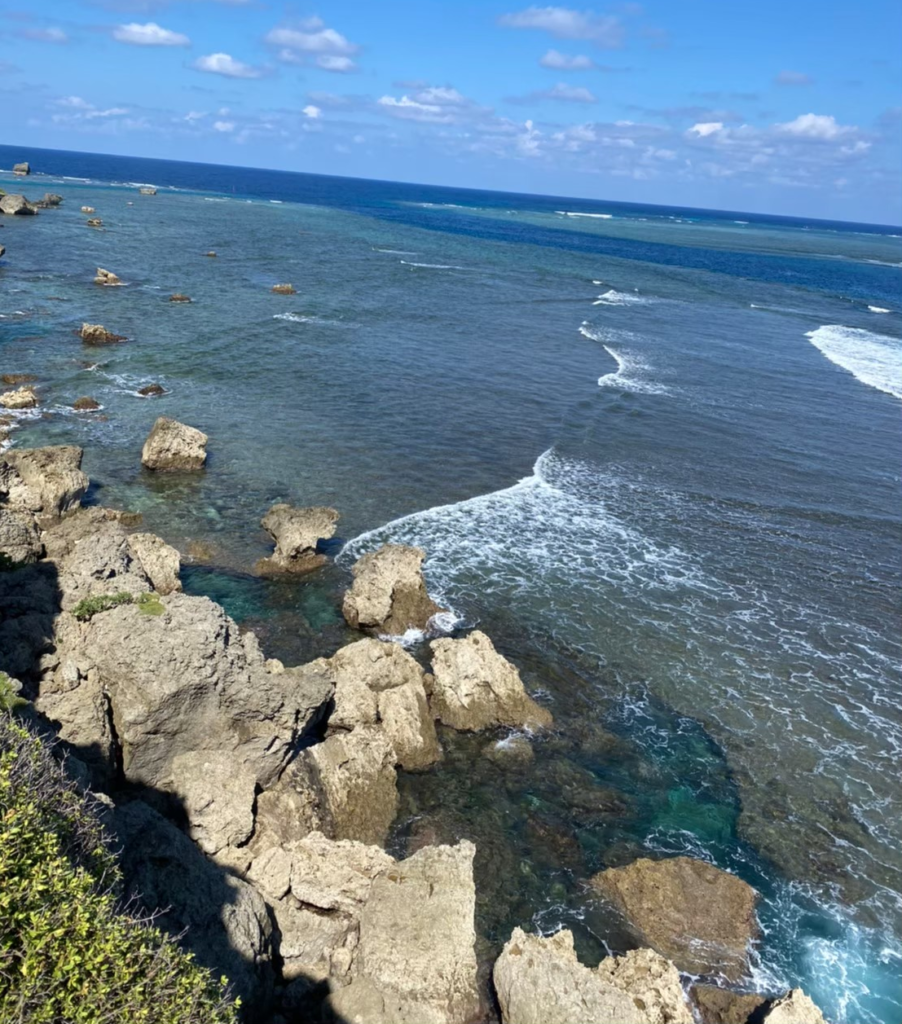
[805, 325, 902, 400]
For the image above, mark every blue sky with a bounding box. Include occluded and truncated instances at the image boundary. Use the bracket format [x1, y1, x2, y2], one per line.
[2, 1, 900, 222]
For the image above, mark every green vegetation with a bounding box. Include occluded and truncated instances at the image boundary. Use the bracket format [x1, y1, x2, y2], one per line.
[71, 590, 165, 622]
[0, 715, 238, 1023]
[0, 674, 27, 714]
[136, 591, 165, 616]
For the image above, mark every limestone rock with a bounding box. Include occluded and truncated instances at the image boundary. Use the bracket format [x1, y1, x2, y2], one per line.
[0, 244, 5, 259]
[79, 323, 123, 345]
[692, 984, 768, 1024]
[598, 947, 693, 1024]
[0, 386, 38, 409]
[81, 205, 95, 214]
[256, 503, 339, 575]
[328, 841, 480, 1024]
[141, 416, 207, 471]
[763, 990, 827, 1024]
[165, 751, 257, 856]
[72, 397, 100, 411]
[0, 508, 43, 564]
[493, 928, 652, 1024]
[128, 531, 182, 594]
[38, 193, 63, 206]
[591, 857, 759, 981]
[429, 631, 553, 732]
[12, 162, 30, 175]
[86, 218, 103, 228]
[271, 283, 296, 294]
[169, 293, 191, 302]
[1, 446, 88, 520]
[343, 543, 446, 635]
[205, 250, 218, 257]
[94, 267, 122, 286]
[0, 194, 37, 215]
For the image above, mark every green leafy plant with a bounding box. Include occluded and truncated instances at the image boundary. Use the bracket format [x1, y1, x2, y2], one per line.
[71, 592, 135, 621]
[0, 674, 27, 714]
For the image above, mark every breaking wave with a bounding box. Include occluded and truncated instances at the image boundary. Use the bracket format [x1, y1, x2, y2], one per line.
[806, 325, 902, 400]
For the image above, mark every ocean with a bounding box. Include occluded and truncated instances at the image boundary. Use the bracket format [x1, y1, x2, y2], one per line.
[1, 144, 900, 1023]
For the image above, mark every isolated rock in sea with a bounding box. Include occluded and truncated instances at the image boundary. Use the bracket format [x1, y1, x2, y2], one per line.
[323, 638, 441, 770]
[127, 531, 182, 594]
[169, 293, 191, 302]
[591, 856, 759, 981]
[0, 508, 43, 564]
[0, 244, 5, 259]
[86, 218, 103, 227]
[271, 282, 296, 294]
[691, 984, 768, 1024]
[429, 630, 553, 732]
[12, 162, 30, 175]
[94, 267, 122, 286]
[343, 543, 446, 635]
[79, 323, 123, 345]
[763, 990, 827, 1024]
[0, 446, 87, 520]
[1, 375, 37, 385]
[81, 205, 95, 214]
[0, 386, 38, 409]
[138, 186, 157, 195]
[36, 193, 63, 208]
[205, 250, 217, 257]
[137, 383, 165, 396]
[72, 396, 100, 411]
[0, 194, 37, 215]
[256, 503, 339, 575]
[141, 416, 207, 471]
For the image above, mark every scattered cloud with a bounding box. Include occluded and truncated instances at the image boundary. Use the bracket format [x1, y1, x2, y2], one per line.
[51, 95, 130, 123]
[539, 49, 594, 69]
[316, 55, 355, 72]
[302, 104, 322, 119]
[19, 26, 67, 43]
[376, 84, 481, 123]
[193, 52, 263, 79]
[112, 21, 189, 46]
[776, 112, 855, 139]
[509, 82, 598, 104]
[687, 121, 723, 137]
[265, 17, 360, 72]
[499, 6, 624, 47]
[213, 120, 235, 132]
[774, 70, 812, 86]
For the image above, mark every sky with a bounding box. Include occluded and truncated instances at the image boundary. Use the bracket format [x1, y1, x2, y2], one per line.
[1, 0, 901, 223]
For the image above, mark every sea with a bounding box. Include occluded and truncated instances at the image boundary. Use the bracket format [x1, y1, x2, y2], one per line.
[1, 144, 900, 1023]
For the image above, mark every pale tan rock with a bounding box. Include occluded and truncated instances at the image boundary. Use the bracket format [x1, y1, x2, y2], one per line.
[0, 386, 38, 409]
[0, 194, 37, 215]
[94, 267, 122, 286]
[79, 323, 123, 344]
[343, 543, 445, 635]
[691, 984, 767, 1024]
[484, 735, 535, 765]
[429, 630, 552, 732]
[81, 206, 95, 214]
[165, 751, 257, 856]
[271, 282, 296, 294]
[599, 947, 693, 1024]
[128, 531, 182, 594]
[86, 218, 103, 227]
[12, 162, 30, 175]
[141, 416, 207, 471]
[763, 989, 827, 1024]
[0, 508, 43, 563]
[591, 857, 759, 982]
[255, 503, 339, 575]
[1, 445, 88, 519]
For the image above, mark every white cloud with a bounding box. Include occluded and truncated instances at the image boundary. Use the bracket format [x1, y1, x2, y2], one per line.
[265, 25, 357, 54]
[184, 110, 207, 122]
[20, 26, 67, 43]
[687, 121, 723, 137]
[539, 49, 594, 69]
[112, 22, 189, 47]
[547, 82, 596, 102]
[85, 107, 129, 119]
[213, 120, 235, 132]
[57, 95, 92, 109]
[377, 95, 452, 123]
[302, 105, 322, 119]
[317, 54, 355, 72]
[193, 53, 263, 79]
[774, 70, 812, 86]
[499, 6, 624, 47]
[776, 113, 855, 140]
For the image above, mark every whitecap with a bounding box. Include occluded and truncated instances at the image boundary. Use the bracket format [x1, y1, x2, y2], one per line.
[556, 211, 613, 219]
[579, 324, 670, 395]
[272, 312, 350, 327]
[374, 248, 418, 255]
[805, 325, 902, 400]
[868, 306, 891, 314]
[400, 260, 465, 270]
[593, 289, 651, 306]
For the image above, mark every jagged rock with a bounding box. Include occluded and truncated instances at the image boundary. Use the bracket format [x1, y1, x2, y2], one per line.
[79, 323, 123, 345]
[1, 374, 37, 386]
[255, 503, 339, 576]
[598, 948, 693, 1024]
[138, 383, 165, 396]
[0, 509, 43, 564]
[112, 799, 274, 1014]
[328, 841, 480, 1024]
[72, 396, 100, 411]
[81, 205, 95, 214]
[127, 531, 181, 594]
[1, 446, 88, 520]
[141, 416, 207, 471]
[0, 194, 37, 215]
[343, 544, 446, 636]
[0, 244, 5, 259]
[323, 638, 441, 770]
[78, 593, 331, 788]
[692, 984, 768, 1024]
[0, 386, 38, 409]
[429, 631, 553, 732]
[86, 218, 102, 227]
[168, 293, 191, 302]
[591, 857, 759, 981]
[12, 162, 30, 175]
[94, 267, 122, 286]
[494, 928, 659, 1024]
[763, 990, 827, 1024]
[271, 283, 296, 294]
[36, 193, 63, 208]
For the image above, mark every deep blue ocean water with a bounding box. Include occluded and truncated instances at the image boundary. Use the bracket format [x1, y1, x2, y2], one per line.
[2, 144, 900, 1023]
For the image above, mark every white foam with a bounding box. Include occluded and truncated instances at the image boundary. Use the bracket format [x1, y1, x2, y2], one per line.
[400, 260, 465, 270]
[805, 325, 902, 400]
[579, 324, 670, 395]
[272, 312, 349, 327]
[593, 289, 651, 306]
[868, 306, 891, 314]
[374, 248, 418, 255]
[556, 211, 613, 219]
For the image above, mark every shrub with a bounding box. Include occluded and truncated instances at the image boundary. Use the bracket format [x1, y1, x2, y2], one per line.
[0, 674, 27, 714]
[0, 715, 238, 1023]
[70, 591, 136, 621]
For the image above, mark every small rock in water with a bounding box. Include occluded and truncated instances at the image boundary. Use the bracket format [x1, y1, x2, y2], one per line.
[0, 245, 5, 259]
[137, 383, 165, 397]
[255, 503, 339, 576]
[1, 373, 37, 386]
[0, 386, 38, 409]
[86, 218, 103, 228]
[204, 250, 217, 257]
[81, 206, 95, 214]
[94, 267, 122, 286]
[72, 396, 100, 412]
[343, 543, 447, 635]
[168, 293, 191, 303]
[138, 186, 157, 195]
[271, 283, 296, 294]
[79, 323, 124, 345]
[141, 416, 208, 471]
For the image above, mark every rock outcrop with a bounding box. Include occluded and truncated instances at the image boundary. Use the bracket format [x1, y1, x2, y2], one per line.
[169, 293, 191, 302]
[94, 267, 122, 286]
[72, 396, 100, 411]
[81, 205, 95, 214]
[429, 630, 553, 732]
[12, 162, 30, 175]
[692, 984, 768, 1024]
[271, 283, 296, 294]
[493, 928, 692, 1024]
[255, 503, 339, 575]
[36, 193, 63, 208]
[0, 194, 37, 215]
[78, 323, 123, 345]
[0, 508, 43, 564]
[127, 531, 182, 594]
[138, 383, 165, 396]
[141, 417, 207, 471]
[86, 218, 103, 228]
[763, 990, 827, 1024]
[343, 544, 446, 635]
[0, 386, 38, 409]
[591, 857, 759, 981]
[1, 375, 37, 386]
[1, 446, 88, 521]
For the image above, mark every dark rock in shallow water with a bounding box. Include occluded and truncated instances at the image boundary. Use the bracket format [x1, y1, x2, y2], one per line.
[692, 984, 768, 1024]
[79, 323, 124, 345]
[137, 382, 165, 396]
[168, 293, 191, 302]
[72, 396, 100, 411]
[34, 193, 63, 208]
[1, 373, 38, 386]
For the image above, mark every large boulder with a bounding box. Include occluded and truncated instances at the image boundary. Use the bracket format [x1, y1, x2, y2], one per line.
[493, 928, 692, 1024]
[255, 503, 339, 575]
[12, 162, 30, 175]
[127, 531, 181, 594]
[1, 446, 88, 521]
[343, 544, 446, 635]
[428, 630, 553, 732]
[78, 323, 124, 345]
[322, 638, 441, 770]
[691, 984, 768, 1024]
[141, 417, 207, 471]
[0, 194, 37, 215]
[591, 857, 759, 982]
[0, 385, 38, 409]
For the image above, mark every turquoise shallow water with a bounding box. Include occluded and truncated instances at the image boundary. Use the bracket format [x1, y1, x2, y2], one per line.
[2, 145, 901, 1022]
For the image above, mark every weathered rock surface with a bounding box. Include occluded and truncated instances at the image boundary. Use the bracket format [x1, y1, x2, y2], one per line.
[86, 218, 103, 228]
[81, 205, 95, 214]
[169, 293, 191, 302]
[72, 396, 100, 411]
[255, 503, 339, 575]
[94, 267, 122, 286]
[138, 382, 165, 396]
[1, 374, 37, 386]
[429, 631, 553, 732]
[0, 194, 37, 215]
[1, 446, 87, 520]
[12, 162, 30, 175]
[40, 192, 62, 206]
[0, 508, 43, 564]
[591, 856, 759, 981]
[127, 531, 181, 594]
[691, 984, 768, 1024]
[321, 638, 441, 770]
[598, 948, 693, 1024]
[0, 386, 38, 409]
[343, 543, 446, 635]
[79, 323, 123, 344]
[763, 990, 827, 1024]
[271, 283, 296, 294]
[141, 416, 207, 471]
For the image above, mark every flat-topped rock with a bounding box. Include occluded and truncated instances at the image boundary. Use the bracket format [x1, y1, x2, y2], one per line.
[343, 543, 446, 636]
[169, 293, 191, 302]
[692, 984, 768, 1024]
[591, 856, 759, 981]
[72, 396, 100, 411]
[141, 416, 207, 471]
[271, 282, 296, 294]
[0, 386, 38, 409]
[255, 503, 339, 575]
[12, 162, 30, 175]
[429, 630, 553, 732]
